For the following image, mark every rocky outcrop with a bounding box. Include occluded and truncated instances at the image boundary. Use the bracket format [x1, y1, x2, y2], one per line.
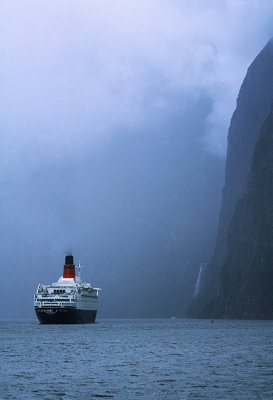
[212, 109, 273, 318]
[187, 39, 273, 317]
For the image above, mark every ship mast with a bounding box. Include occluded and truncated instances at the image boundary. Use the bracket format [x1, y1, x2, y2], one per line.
[77, 259, 83, 283]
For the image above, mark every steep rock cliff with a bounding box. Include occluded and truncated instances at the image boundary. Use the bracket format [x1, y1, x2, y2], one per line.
[212, 109, 273, 318]
[187, 39, 273, 317]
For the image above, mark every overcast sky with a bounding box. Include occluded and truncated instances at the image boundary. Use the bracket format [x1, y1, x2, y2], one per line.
[1, 1, 273, 318]
[2, 0, 273, 159]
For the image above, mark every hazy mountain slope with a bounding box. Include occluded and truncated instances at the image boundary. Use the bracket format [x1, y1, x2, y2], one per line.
[211, 109, 273, 318]
[187, 39, 273, 317]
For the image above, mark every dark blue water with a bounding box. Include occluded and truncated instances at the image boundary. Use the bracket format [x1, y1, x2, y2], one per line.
[1, 319, 273, 399]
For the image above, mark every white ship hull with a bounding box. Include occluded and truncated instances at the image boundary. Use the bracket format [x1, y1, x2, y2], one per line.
[34, 255, 100, 324]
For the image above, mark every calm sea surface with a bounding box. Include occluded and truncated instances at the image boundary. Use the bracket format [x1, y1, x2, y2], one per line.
[1, 319, 273, 400]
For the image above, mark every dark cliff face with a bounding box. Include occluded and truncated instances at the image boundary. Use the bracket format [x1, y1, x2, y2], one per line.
[212, 110, 273, 318]
[187, 39, 273, 317]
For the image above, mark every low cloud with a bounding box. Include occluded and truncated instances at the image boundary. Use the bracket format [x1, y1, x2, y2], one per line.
[1, 1, 273, 317]
[1, 0, 273, 162]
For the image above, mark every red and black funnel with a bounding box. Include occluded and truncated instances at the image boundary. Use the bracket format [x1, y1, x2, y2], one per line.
[63, 255, 75, 279]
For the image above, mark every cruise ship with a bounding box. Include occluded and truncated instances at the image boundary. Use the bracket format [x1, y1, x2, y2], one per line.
[34, 255, 100, 324]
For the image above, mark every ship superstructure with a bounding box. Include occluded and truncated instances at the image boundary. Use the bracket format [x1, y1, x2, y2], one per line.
[34, 255, 100, 324]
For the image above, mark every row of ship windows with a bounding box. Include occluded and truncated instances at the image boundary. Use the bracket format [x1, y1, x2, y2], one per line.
[38, 298, 70, 302]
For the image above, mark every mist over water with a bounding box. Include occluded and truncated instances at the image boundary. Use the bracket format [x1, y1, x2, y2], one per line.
[1, 1, 273, 318]
[1, 97, 224, 318]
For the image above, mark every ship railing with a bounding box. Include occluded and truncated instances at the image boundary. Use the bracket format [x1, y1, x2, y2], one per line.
[35, 297, 75, 302]
[35, 300, 76, 307]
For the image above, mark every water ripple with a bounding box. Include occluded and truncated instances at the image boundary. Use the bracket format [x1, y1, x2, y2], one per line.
[1, 319, 273, 399]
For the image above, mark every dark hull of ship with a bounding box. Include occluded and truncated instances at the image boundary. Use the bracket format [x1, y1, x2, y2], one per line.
[35, 307, 97, 324]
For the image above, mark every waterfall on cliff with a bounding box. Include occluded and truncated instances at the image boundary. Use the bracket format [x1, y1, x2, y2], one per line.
[194, 263, 206, 297]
